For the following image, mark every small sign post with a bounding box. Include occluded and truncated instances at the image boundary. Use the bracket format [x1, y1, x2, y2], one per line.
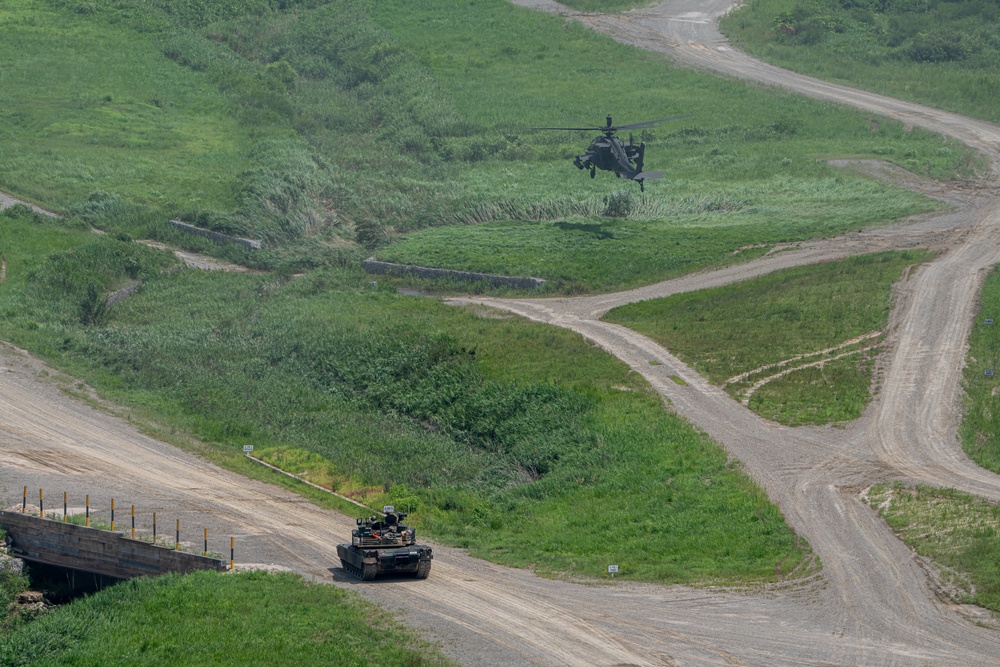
[243, 445, 254, 455]
[985, 318, 994, 325]
[608, 564, 619, 578]
[986, 369, 995, 378]
[383, 505, 395, 514]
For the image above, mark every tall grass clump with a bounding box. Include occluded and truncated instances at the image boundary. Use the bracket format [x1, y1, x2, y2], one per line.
[0, 570, 453, 666]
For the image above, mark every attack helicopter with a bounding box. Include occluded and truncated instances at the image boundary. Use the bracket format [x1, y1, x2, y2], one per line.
[535, 114, 689, 191]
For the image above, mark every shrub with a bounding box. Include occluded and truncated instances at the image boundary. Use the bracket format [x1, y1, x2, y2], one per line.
[603, 189, 637, 218]
[904, 31, 968, 62]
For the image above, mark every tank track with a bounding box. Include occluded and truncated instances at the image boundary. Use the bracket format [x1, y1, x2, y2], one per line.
[341, 559, 378, 581]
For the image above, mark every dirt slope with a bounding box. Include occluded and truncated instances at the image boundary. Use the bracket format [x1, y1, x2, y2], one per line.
[5, 1, 1000, 664]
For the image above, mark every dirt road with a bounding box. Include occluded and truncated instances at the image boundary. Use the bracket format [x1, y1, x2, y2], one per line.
[5, 1, 1000, 664]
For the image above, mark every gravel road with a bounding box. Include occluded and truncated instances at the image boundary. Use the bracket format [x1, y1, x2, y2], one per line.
[4, 1, 1000, 664]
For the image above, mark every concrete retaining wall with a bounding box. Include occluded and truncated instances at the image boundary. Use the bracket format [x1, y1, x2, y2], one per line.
[363, 258, 545, 289]
[168, 219, 262, 251]
[0, 511, 226, 580]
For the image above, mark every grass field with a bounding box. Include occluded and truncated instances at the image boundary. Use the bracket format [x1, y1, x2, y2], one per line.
[362, 0, 967, 291]
[962, 266, 1000, 472]
[866, 483, 1000, 613]
[0, 570, 453, 666]
[0, 0, 255, 212]
[0, 0, 976, 285]
[723, 0, 1000, 124]
[604, 251, 929, 425]
[0, 206, 807, 583]
[375, 176, 935, 293]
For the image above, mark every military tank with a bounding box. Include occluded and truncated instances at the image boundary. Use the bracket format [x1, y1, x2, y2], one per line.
[337, 506, 432, 581]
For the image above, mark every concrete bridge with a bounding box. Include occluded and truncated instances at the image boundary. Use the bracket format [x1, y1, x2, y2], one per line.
[0, 510, 226, 582]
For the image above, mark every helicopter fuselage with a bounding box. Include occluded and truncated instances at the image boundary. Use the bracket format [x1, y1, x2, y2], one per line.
[537, 114, 687, 192]
[574, 134, 646, 181]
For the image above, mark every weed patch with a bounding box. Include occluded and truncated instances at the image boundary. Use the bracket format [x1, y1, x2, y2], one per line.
[961, 266, 1000, 472]
[865, 483, 1000, 613]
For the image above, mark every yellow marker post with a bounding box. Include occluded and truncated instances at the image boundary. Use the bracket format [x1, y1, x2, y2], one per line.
[22, 486, 26, 513]
[86, 494, 90, 527]
[111, 498, 115, 532]
[153, 512, 157, 544]
[175, 519, 180, 551]
[131, 505, 135, 540]
[38, 488, 43, 518]
[230, 537, 235, 571]
[204, 528, 208, 556]
[63, 492, 67, 522]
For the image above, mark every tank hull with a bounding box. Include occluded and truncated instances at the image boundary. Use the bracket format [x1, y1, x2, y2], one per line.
[337, 543, 433, 580]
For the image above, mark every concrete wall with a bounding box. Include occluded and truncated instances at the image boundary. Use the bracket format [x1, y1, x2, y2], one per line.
[168, 219, 262, 251]
[0, 511, 226, 580]
[363, 258, 545, 289]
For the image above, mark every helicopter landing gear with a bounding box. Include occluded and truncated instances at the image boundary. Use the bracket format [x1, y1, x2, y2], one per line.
[574, 157, 586, 170]
[638, 179, 645, 192]
[589, 166, 596, 179]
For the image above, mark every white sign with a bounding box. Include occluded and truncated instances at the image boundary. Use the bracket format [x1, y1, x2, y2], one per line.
[243, 445, 254, 453]
[608, 565, 619, 574]
[383, 505, 395, 514]
[986, 369, 995, 378]
[986, 318, 994, 325]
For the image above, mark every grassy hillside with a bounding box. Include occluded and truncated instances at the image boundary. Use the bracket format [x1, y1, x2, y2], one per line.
[723, 0, 1000, 124]
[0, 0, 976, 287]
[0, 570, 453, 666]
[0, 205, 807, 583]
[364, 0, 967, 290]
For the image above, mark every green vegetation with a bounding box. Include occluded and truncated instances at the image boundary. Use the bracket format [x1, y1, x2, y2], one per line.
[366, 0, 970, 290]
[605, 251, 929, 425]
[375, 178, 933, 292]
[0, 1, 252, 211]
[866, 483, 1000, 613]
[0, 207, 806, 583]
[0, 529, 30, 631]
[0, 570, 453, 666]
[723, 0, 1000, 123]
[961, 266, 1000, 472]
[0, 0, 974, 287]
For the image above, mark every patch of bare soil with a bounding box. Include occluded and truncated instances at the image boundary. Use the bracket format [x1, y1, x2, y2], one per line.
[138, 241, 261, 272]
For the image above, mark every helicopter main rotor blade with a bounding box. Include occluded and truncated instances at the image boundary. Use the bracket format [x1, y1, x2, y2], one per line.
[530, 126, 604, 131]
[616, 115, 692, 130]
